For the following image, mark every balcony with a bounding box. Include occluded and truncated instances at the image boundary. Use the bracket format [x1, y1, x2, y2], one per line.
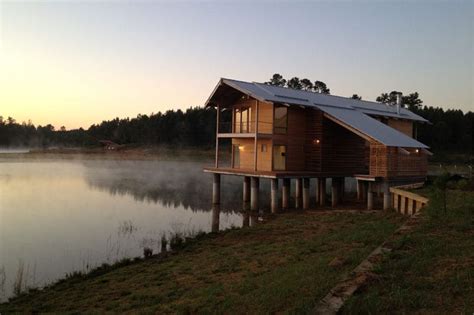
[217, 121, 274, 138]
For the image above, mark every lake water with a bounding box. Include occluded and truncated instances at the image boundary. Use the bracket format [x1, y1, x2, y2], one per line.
[0, 155, 269, 301]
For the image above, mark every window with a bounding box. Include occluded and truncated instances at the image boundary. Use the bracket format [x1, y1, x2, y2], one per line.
[274, 106, 288, 134]
[273, 145, 286, 170]
[234, 107, 252, 133]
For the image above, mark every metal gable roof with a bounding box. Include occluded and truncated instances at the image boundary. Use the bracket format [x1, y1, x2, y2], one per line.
[220, 78, 428, 122]
[207, 78, 429, 148]
[315, 104, 428, 148]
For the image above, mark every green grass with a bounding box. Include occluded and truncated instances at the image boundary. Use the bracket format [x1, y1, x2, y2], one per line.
[0, 210, 404, 314]
[342, 188, 474, 314]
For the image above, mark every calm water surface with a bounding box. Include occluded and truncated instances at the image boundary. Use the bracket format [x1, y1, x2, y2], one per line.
[0, 156, 267, 300]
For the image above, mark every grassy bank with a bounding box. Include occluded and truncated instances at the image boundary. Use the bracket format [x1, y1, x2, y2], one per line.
[1, 211, 404, 313]
[343, 188, 474, 314]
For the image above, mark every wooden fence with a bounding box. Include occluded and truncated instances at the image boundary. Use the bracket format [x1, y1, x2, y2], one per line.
[390, 183, 429, 215]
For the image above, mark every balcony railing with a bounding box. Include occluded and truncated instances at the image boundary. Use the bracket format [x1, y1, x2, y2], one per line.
[218, 121, 274, 134]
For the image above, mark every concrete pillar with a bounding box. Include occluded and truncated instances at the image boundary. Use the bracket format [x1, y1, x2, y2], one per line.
[383, 183, 391, 210]
[271, 179, 279, 213]
[340, 177, 345, 201]
[242, 202, 250, 227]
[212, 174, 220, 204]
[243, 176, 250, 203]
[331, 178, 339, 207]
[250, 177, 259, 211]
[211, 204, 220, 232]
[303, 178, 310, 210]
[315, 178, 320, 204]
[356, 180, 363, 200]
[367, 182, 373, 210]
[282, 178, 290, 210]
[319, 178, 326, 206]
[295, 178, 303, 209]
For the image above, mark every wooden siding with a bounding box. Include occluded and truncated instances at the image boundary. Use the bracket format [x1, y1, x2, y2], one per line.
[304, 109, 323, 172]
[388, 119, 413, 137]
[369, 145, 428, 178]
[321, 118, 367, 176]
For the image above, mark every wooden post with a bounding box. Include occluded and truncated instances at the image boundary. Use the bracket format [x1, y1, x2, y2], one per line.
[295, 178, 303, 209]
[271, 179, 279, 213]
[212, 173, 220, 204]
[400, 197, 407, 214]
[407, 199, 414, 215]
[254, 100, 259, 171]
[303, 178, 310, 210]
[331, 178, 339, 207]
[393, 193, 399, 211]
[282, 178, 290, 209]
[367, 182, 373, 210]
[215, 105, 220, 168]
[383, 182, 391, 210]
[319, 178, 326, 206]
[250, 177, 259, 211]
[243, 176, 250, 203]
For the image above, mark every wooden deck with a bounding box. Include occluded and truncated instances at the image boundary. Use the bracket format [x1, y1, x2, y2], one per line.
[204, 167, 339, 179]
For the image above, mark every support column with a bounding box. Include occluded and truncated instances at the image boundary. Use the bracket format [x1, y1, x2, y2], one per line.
[331, 178, 339, 207]
[339, 177, 345, 201]
[383, 182, 391, 210]
[400, 197, 407, 214]
[393, 193, 399, 211]
[282, 178, 290, 210]
[303, 178, 310, 210]
[271, 179, 279, 213]
[243, 176, 250, 203]
[212, 173, 220, 204]
[367, 182, 373, 210]
[319, 178, 326, 206]
[250, 177, 259, 211]
[295, 178, 303, 209]
[356, 180, 363, 200]
[315, 178, 320, 205]
[211, 204, 220, 232]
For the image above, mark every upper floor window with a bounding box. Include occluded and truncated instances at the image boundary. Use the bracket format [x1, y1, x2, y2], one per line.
[234, 107, 252, 133]
[274, 105, 288, 134]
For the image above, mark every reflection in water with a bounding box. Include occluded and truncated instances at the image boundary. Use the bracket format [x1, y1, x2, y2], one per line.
[0, 158, 271, 301]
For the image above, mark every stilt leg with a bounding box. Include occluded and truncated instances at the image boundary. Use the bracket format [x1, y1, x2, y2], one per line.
[271, 178, 279, 213]
[250, 177, 259, 211]
[212, 174, 220, 204]
[303, 178, 310, 210]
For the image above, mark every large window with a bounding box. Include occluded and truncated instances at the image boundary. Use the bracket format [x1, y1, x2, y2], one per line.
[234, 107, 252, 133]
[273, 145, 286, 170]
[274, 106, 288, 134]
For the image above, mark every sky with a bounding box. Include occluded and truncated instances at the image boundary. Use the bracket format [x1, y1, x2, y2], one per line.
[0, 0, 472, 130]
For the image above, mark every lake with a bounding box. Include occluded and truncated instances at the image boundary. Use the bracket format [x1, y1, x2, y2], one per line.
[0, 155, 269, 301]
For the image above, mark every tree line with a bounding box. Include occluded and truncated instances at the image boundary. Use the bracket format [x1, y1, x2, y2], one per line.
[0, 73, 471, 154]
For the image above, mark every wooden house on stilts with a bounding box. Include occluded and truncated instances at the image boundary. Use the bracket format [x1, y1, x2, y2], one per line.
[204, 78, 430, 212]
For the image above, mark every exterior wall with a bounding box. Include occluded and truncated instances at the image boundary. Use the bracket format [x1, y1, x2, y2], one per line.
[273, 106, 306, 171]
[231, 138, 272, 171]
[388, 119, 413, 137]
[369, 144, 428, 178]
[321, 118, 368, 176]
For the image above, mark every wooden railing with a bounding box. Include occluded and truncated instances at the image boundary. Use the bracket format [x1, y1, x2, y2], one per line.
[390, 183, 429, 215]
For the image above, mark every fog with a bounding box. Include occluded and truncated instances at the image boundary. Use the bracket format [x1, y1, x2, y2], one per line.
[0, 155, 265, 301]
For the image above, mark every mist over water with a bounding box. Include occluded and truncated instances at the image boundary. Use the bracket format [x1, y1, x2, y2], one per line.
[0, 155, 268, 301]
